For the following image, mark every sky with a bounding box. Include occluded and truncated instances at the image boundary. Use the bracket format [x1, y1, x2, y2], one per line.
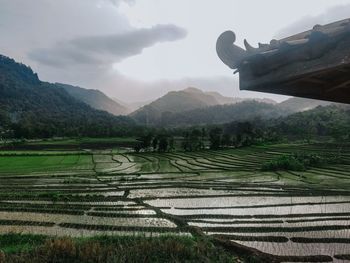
[1, 0, 350, 103]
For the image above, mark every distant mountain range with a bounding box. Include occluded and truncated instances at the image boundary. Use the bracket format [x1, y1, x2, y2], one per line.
[129, 87, 334, 126]
[57, 83, 129, 116]
[0, 53, 338, 136]
[48, 81, 335, 124]
[130, 87, 279, 125]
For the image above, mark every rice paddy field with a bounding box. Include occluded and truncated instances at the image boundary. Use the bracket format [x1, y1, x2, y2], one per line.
[1, 143, 350, 262]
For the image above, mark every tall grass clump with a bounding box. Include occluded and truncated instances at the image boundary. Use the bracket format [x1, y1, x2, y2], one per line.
[0, 234, 47, 254]
[0, 235, 238, 263]
[262, 152, 344, 171]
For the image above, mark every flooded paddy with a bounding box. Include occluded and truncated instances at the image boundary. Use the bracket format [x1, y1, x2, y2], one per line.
[1, 143, 350, 261]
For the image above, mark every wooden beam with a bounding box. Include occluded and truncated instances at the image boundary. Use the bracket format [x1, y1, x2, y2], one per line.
[336, 68, 349, 73]
[326, 79, 350, 93]
[303, 78, 328, 85]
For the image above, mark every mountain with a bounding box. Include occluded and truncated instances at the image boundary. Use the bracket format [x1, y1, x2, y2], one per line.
[0, 54, 134, 138]
[181, 87, 235, 106]
[127, 100, 153, 112]
[204, 90, 273, 105]
[146, 101, 290, 127]
[112, 98, 152, 114]
[129, 92, 344, 128]
[57, 83, 128, 116]
[278, 97, 333, 112]
[133, 87, 237, 114]
[130, 87, 277, 125]
[130, 88, 341, 127]
[205, 91, 238, 104]
[130, 87, 220, 125]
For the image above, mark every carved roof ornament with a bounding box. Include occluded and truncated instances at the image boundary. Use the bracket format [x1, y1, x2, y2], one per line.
[217, 18, 350, 75]
[216, 18, 350, 104]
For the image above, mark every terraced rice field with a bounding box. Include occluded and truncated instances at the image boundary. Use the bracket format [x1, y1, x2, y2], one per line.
[1, 144, 350, 262]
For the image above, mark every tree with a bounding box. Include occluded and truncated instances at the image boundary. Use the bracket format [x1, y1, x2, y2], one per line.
[222, 133, 232, 147]
[139, 133, 153, 150]
[133, 144, 142, 153]
[182, 131, 191, 151]
[152, 136, 159, 151]
[209, 127, 223, 150]
[330, 123, 349, 141]
[190, 129, 204, 151]
[168, 136, 175, 151]
[182, 129, 204, 151]
[158, 135, 169, 152]
[201, 127, 207, 142]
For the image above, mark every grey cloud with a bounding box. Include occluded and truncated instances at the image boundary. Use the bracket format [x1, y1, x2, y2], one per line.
[275, 4, 350, 38]
[108, 0, 135, 6]
[29, 24, 187, 67]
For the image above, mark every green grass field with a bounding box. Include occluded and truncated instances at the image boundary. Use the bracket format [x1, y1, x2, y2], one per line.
[26, 137, 138, 145]
[0, 154, 93, 174]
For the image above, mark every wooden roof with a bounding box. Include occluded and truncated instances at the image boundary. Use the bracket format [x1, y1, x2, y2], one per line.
[217, 18, 350, 104]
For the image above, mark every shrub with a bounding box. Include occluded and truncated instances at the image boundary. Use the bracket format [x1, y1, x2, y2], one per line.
[0, 234, 47, 254]
[261, 152, 343, 171]
[1, 236, 237, 263]
[262, 155, 305, 171]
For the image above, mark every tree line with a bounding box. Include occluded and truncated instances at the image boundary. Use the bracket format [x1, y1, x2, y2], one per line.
[132, 105, 350, 153]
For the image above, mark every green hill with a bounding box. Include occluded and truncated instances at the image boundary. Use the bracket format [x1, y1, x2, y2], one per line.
[130, 87, 276, 125]
[0, 54, 134, 138]
[272, 104, 350, 139]
[278, 97, 333, 112]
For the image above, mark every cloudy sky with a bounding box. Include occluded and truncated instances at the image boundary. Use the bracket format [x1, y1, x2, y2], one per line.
[1, 0, 350, 102]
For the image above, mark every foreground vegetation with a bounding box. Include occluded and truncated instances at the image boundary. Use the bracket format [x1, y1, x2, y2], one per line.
[0, 234, 240, 263]
[261, 152, 344, 171]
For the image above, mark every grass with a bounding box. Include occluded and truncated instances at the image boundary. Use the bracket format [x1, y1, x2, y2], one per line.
[0, 151, 88, 156]
[25, 137, 138, 146]
[261, 154, 305, 171]
[0, 154, 93, 174]
[0, 234, 47, 253]
[61, 178, 92, 184]
[0, 234, 239, 263]
[261, 152, 344, 171]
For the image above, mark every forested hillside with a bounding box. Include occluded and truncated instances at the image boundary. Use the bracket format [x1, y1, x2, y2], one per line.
[272, 105, 350, 141]
[130, 87, 225, 124]
[130, 87, 277, 125]
[0, 55, 134, 138]
[278, 97, 334, 112]
[148, 100, 290, 127]
[131, 88, 339, 127]
[209, 105, 350, 149]
[57, 83, 129, 116]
